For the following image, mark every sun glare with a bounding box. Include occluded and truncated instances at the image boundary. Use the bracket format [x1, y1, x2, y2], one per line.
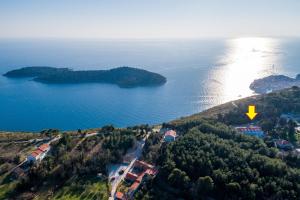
[213, 37, 281, 103]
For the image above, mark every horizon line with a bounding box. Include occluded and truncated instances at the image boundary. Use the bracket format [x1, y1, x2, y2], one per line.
[0, 35, 299, 41]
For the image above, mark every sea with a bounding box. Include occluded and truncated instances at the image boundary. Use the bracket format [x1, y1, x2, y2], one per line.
[0, 37, 299, 132]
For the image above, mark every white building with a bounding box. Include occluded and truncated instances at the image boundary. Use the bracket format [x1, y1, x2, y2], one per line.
[27, 143, 50, 163]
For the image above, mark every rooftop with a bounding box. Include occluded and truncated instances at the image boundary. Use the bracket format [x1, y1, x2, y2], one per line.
[165, 130, 177, 138]
[38, 143, 50, 152]
[116, 191, 124, 200]
[235, 126, 264, 138]
[130, 181, 140, 191]
[236, 126, 262, 131]
[31, 149, 44, 158]
[125, 172, 138, 181]
[134, 160, 154, 170]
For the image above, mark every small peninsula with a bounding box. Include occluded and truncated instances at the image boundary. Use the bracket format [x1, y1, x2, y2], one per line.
[250, 74, 300, 94]
[3, 66, 167, 88]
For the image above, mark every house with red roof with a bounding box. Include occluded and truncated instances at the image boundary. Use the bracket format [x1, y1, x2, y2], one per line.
[133, 160, 154, 171]
[125, 172, 138, 182]
[38, 143, 50, 152]
[121, 160, 158, 199]
[115, 191, 124, 200]
[236, 126, 264, 138]
[163, 130, 177, 142]
[27, 143, 51, 163]
[145, 168, 158, 176]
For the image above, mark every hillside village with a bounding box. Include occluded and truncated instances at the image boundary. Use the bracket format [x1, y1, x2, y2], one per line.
[2, 122, 300, 200]
[7, 117, 300, 200]
[0, 124, 179, 200]
[0, 87, 300, 199]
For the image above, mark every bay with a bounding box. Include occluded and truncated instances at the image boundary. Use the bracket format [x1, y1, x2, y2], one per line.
[0, 37, 299, 131]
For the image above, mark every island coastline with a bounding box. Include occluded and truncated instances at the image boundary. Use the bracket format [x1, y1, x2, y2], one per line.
[3, 66, 167, 88]
[250, 74, 300, 94]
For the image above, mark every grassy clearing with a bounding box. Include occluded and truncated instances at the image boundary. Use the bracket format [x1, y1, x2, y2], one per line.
[0, 142, 34, 159]
[50, 177, 109, 200]
[0, 132, 42, 142]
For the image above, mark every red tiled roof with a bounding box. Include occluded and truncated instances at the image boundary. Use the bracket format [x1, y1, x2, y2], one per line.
[145, 168, 158, 176]
[136, 173, 144, 183]
[134, 160, 154, 170]
[31, 152, 38, 158]
[165, 130, 177, 138]
[125, 172, 138, 181]
[236, 126, 263, 133]
[38, 143, 50, 152]
[135, 168, 158, 184]
[31, 149, 44, 158]
[130, 181, 140, 191]
[116, 191, 124, 200]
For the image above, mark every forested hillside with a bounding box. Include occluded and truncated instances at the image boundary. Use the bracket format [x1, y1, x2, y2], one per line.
[0, 126, 146, 199]
[136, 87, 300, 200]
[136, 120, 300, 199]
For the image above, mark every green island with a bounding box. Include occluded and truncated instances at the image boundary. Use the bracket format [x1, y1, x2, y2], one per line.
[250, 74, 300, 94]
[3, 66, 167, 88]
[1, 87, 300, 199]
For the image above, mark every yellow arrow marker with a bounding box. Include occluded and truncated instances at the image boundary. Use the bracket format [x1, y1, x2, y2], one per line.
[246, 105, 258, 120]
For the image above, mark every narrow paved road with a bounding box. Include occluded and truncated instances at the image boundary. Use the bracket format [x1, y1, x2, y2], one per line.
[110, 158, 137, 198]
[110, 133, 150, 199]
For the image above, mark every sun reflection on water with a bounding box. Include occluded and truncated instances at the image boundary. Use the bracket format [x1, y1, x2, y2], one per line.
[210, 37, 282, 103]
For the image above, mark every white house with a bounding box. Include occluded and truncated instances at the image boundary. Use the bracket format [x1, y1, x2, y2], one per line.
[27, 143, 50, 163]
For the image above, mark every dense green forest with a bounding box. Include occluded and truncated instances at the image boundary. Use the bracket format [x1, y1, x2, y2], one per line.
[136, 87, 300, 200]
[4, 66, 167, 88]
[136, 121, 300, 199]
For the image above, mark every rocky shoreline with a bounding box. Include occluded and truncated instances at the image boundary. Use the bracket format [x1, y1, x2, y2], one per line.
[250, 74, 300, 94]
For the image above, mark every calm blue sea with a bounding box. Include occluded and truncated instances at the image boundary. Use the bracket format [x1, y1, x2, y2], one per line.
[0, 38, 299, 132]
